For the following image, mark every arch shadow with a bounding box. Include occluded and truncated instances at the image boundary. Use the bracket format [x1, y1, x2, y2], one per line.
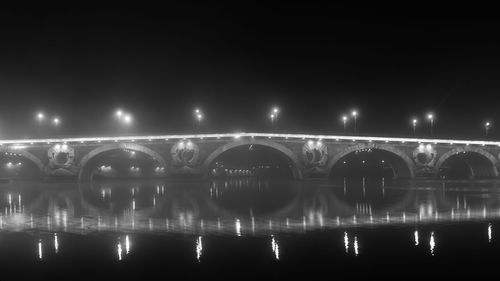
[435, 147, 499, 178]
[201, 139, 303, 180]
[78, 143, 166, 181]
[0, 147, 45, 174]
[327, 143, 416, 179]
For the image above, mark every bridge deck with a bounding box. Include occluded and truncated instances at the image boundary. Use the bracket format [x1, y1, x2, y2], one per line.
[1, 132, 499, 146]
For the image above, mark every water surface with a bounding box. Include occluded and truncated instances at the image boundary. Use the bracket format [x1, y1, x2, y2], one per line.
[1, 178, 499, 279]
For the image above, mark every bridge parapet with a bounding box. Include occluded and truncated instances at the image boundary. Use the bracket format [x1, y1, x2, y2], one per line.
[1, 133, 500, 180]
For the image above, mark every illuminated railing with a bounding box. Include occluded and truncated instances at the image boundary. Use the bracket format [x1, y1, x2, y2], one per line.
[1, 132, 500, 147]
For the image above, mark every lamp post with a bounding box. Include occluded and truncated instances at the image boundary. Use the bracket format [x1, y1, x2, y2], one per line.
[196, 113, 203, 132]
[351, 110, 358, 134]
[272, 107, 279, 131]
[53, 117, 60, 136]
[342, 115, 348, 133]
[194, 108, 202, 132]
[485, 121, 492, 137]
[36, 112, 44, 137]
[412, 118, 418, 136]
[427, 114, 434, 137]
[114, 109, 133, 135]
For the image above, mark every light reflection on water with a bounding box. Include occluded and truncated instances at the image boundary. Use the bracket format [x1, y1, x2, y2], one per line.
[430, 231, 436, 256]
[1, 177, 500, 270]
[196, 236, 202, 262]
[488, 223, 492, 243]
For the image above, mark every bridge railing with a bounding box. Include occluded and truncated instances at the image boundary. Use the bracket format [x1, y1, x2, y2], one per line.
[1, 132, 500, 147]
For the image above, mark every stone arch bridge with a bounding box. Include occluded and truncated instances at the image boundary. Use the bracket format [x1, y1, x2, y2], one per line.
[1, 133, 500, 180]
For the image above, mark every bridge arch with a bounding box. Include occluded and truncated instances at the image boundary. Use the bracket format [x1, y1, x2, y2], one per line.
[328, 143, 416, 179]
[435, 147, 498, 178]
[78, 143, 166, 181]
[201, 138, 303, 180]
[0, 147, 45, 174]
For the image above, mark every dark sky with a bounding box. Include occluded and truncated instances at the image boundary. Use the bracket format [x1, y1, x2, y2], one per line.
[1, 5, 499, 139]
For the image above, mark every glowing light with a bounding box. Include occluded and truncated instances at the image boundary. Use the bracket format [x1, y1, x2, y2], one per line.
[53, 117, 60, 126]
[123, 114, 132, 124]
[352, 110, 357, 117]
[37, 112, 44, 121]
[116, 110, 123, 118]
[414, 230, 419, 246]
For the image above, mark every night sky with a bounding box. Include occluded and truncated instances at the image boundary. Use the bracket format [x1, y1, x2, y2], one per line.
[0, 5, 499, 139]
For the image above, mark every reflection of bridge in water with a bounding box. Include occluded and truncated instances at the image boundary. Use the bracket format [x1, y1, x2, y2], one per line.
[2, 179, 500, 236]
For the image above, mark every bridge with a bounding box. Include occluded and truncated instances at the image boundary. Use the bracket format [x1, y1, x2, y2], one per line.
[1, 133, 500, 180]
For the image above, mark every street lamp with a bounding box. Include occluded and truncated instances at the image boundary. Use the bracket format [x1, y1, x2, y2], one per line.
[114, 109, 133, 135]
[342, 115, 348, 132]
[194, 108, 203, 131]
[412, 118, 418, 136]
[123, 114, 132, 125]
[196, 113, 203, 131]
[52, 117, 60, 136]
[37, 112, 44, 121]
[351, 110, 358, 134]
[485, 121, 492, 137]
[272, 107, 279, 130]
[115, 109, 132, 125]
[36, 112, 45, 137]
[427, 113, 434, 136]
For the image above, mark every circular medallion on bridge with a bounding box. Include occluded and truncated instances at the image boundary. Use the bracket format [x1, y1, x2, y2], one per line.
[302, 140, 328, 167]
[48, 143, 75, 167]
[412, 143, 437, 167]
[171, 140, 200, 167]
